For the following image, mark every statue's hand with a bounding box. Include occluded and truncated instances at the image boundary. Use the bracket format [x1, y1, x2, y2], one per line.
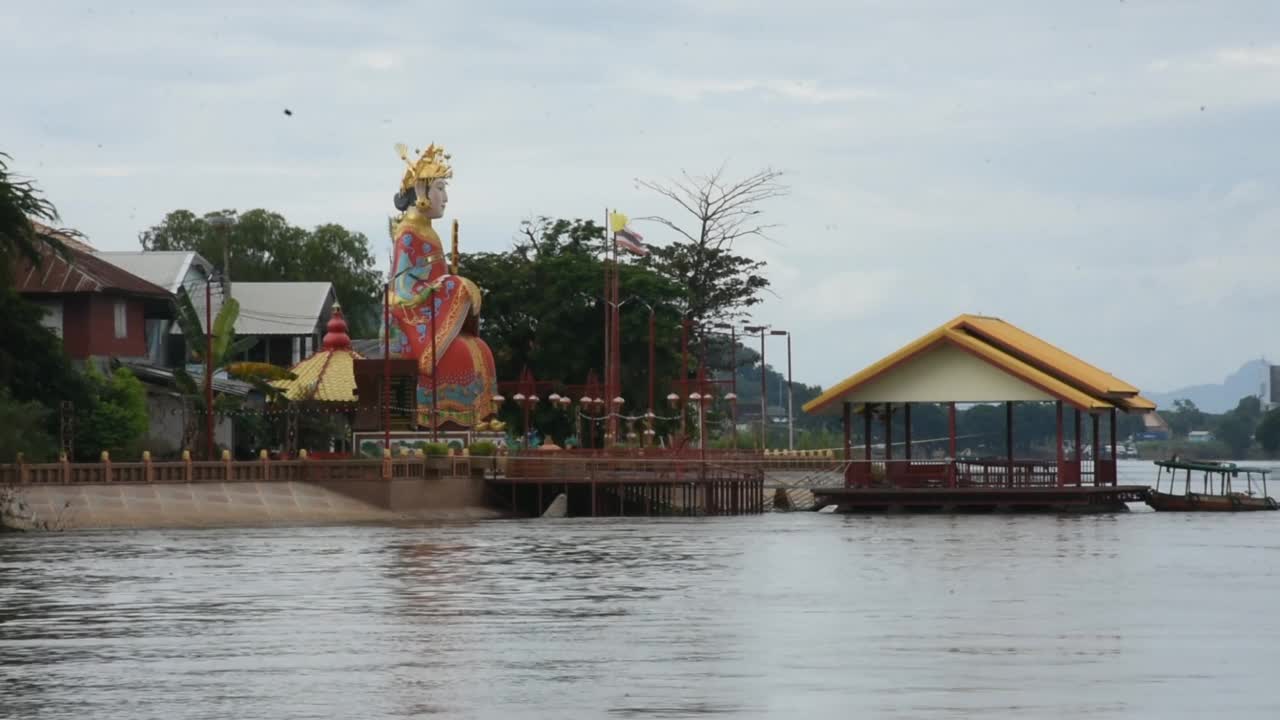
[390, 276, 443, 309]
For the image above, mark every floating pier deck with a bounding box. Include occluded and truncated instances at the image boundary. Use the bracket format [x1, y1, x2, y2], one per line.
[811, 485, 1151, 513]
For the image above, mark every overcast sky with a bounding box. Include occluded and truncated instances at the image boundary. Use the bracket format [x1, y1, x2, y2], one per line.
[5, 1, 1280, 394]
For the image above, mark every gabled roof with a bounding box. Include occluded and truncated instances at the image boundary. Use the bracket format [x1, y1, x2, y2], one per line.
[234, 282, 335, 336]
[96, 250, 213, 294]
[803, 314, 1155, 415]
[15, 225, 171, 299]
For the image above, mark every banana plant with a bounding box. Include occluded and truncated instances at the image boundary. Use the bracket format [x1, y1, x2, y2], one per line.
[172, 288, 294, 447]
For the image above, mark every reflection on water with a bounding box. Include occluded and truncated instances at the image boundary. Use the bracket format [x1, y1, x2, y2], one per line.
[3, 461, 1280, 719]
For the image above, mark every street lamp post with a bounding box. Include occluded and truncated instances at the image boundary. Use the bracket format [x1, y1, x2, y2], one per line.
[204, 270, 215, 460]
[770, 329, 793, 450]
[713, 321, 740, 451]
[744, 325, 768, 450]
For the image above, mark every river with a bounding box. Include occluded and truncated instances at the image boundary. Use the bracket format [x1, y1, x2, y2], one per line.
[2, 460, 1279, 718]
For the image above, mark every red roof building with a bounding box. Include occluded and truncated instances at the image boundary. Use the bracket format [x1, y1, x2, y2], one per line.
[13, 223, 173, 364]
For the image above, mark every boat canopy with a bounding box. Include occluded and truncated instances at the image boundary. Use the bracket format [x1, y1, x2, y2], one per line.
[1154, 460, 1270, 476]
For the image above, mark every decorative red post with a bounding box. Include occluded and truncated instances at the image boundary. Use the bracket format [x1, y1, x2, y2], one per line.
[205, 276, 215, 460]
[680, 318, 689, 440]
[1109, 407, 1118, 485]
[947, 402, 957, 458]
[948, 401, 958, 487]
[430, 289, 438, 442]
[1074, 408, 1082, 486]
[648, 306, 655, 422]
[383, 281, 391, 450]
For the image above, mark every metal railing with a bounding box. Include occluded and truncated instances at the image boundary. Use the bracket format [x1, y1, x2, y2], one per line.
[0, 455, 434, 485]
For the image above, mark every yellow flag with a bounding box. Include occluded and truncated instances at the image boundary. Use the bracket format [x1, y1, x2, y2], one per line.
[609, 211, 630, 234]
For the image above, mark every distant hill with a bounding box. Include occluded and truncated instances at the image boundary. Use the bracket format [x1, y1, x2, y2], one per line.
[1146, 359, 1268, 414]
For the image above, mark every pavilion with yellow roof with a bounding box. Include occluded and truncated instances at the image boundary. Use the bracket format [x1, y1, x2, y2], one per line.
[273, 304, 363, 404]
[803, 314, 1154, 489]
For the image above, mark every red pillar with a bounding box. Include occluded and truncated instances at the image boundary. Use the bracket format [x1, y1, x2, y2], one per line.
[842, 401, 852, 460]
[1055, 401, 1064, 487]
[1073, 408, 1083, 486]
[947, 401, 958, 488]
[947, 402, 957, 457]
[904, 403, 912, 461]
[884, 403, 892, 461]
[430, 293, 438, 440]
[648, 308, 656, 419]
[1109, 408, 1118, 485]
[1091, 413, 1101, 485]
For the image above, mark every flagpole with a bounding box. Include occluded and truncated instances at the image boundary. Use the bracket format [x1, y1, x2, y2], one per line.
[613, 211, 621, 446]
[602, 207, 611, 449]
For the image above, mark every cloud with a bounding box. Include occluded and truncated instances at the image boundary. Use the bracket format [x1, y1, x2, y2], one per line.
[1215, 46, 1280, 68]
[625, 72, 878, 104]
[351, 50, 400, 71]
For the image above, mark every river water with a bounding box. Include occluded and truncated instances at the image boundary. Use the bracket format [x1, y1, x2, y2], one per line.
[3, 460, 1280, 719]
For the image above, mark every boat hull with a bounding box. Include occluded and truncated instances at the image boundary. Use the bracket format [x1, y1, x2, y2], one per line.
[1145, 491, 1278, 512]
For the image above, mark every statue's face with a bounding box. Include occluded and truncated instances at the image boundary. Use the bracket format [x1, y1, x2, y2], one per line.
[426, 179, 448, 219]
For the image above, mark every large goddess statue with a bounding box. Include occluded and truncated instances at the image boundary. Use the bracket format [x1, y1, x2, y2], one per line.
[387, 143, 498, 429]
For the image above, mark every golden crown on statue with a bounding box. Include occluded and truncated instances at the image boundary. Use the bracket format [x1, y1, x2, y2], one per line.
[395, 142, 453, 192]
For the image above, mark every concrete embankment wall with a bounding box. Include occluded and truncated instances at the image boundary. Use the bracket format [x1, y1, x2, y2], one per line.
[3, 476, 498, 531]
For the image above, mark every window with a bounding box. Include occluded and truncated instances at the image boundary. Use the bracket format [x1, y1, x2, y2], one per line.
[113, 300, 127, 339]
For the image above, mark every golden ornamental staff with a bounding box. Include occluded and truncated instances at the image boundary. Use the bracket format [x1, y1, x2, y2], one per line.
[451, 219, 460, 274]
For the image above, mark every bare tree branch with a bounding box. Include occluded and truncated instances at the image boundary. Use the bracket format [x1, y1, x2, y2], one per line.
[635, 166, 787, 336]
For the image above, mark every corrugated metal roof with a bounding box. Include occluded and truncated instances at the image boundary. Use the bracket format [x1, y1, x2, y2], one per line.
[233, 282, 335, 336]
[96, 251, 212, 294]
[16, 227, 172, 298]
[804, 314, 1151, 415]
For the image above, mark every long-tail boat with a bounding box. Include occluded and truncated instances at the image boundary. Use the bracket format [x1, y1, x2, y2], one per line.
[1146, 459, 1278, 512]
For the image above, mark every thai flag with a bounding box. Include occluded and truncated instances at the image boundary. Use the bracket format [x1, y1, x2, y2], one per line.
[609, 211, 650, 256]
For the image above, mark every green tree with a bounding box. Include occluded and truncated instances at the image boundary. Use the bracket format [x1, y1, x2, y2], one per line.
[1232, 395, 1263, 426]
[1166, 398, 1206, 438]
[1215, 413, 1253, 458]
[0, 152, 67, 284]
[139, 209, 383, 336]
[463, 217, 687, 444]
[1257, 409, 1280, 453]
[75, 367, 149, 460]
[0, 388, 57, 462]
[0, 153, 91, 457]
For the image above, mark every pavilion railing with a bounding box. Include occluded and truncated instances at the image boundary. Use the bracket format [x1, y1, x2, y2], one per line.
[841, 458, 1118, 489]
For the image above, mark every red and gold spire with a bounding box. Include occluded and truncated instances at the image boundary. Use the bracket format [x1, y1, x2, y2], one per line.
[322, 303, 352, 351]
